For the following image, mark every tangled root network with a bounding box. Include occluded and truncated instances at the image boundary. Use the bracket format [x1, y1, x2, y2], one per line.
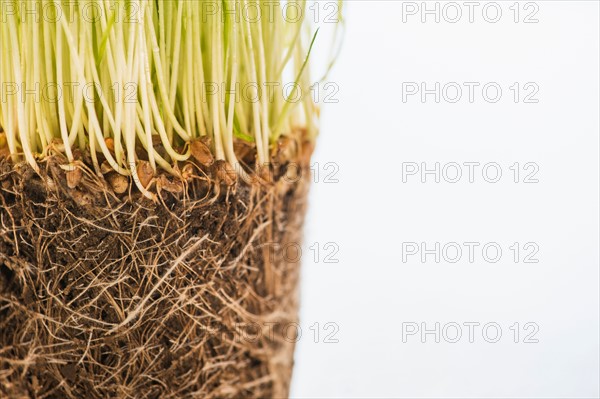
[0, 157, 310, 398]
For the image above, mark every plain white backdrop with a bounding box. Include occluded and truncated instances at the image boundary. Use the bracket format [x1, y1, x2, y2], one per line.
[290, 1, 600, 398]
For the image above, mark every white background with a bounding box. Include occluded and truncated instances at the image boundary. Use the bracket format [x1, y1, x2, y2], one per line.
[291, 1, 600, 398]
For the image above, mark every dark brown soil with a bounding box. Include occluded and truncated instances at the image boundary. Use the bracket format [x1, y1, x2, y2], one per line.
[0, 153, 311, 398]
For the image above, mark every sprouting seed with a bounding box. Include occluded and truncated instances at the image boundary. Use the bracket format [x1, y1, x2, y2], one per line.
[136, 161, 154, 189]
[190, 139, 214, 167]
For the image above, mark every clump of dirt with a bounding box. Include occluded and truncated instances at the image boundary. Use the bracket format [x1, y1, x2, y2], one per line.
[0, 149, 311, 398]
